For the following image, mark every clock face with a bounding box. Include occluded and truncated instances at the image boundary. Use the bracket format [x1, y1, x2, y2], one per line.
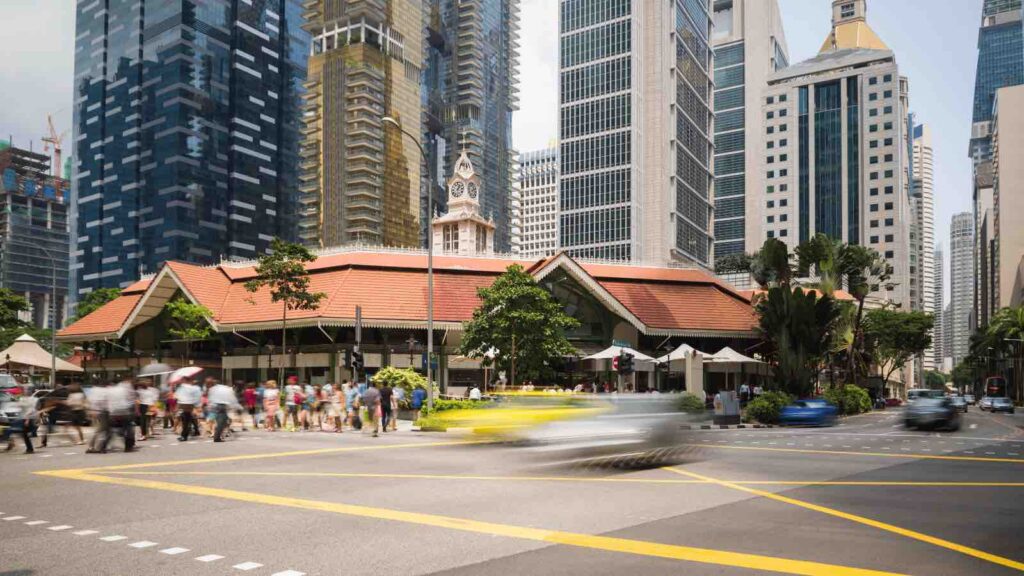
[467, 181, 479, 199]
[451, 180, 466, 198]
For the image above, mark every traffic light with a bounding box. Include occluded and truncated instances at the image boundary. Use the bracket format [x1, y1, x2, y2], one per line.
[621, 352, 635, 375]
[612, 355, 620, 372]
[352, 350, 364, 373]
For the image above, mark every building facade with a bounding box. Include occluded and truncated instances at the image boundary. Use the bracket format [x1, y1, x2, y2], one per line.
[759, 0, 912, 306]
[432, 152, 495, 256]
[989, 86, 1024, 309]
[969, 0, 1023, 166]
[933, 245, 945, 370]
[950, 212, 975, 367]
[909, 122, 936, 368]
[711, 0, 789, 260]
[513, 147, 559, 259]
[975, 161, 996, 329]
[71, 0, 309, 299]
[422, 0, 520, 252]
[0, 146, 70, 329]
[298, 0, 424, 249]
[558, 0, 714, 266]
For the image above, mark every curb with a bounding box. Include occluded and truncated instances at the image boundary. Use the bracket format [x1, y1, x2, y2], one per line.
[681, 424, 773, 430]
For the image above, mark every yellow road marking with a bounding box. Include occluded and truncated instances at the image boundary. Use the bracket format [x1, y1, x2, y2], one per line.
[104, 470, 1024, 488]
[36, 467, 904, 576]
[665, 467, 1024, 573]
[76, 439, 483, 473]
[692, 443, 1024, 464]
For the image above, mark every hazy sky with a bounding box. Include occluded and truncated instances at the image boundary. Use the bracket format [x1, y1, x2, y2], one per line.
[1, 0, 986, 299]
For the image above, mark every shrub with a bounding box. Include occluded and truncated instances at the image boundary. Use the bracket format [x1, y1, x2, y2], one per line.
[824, 385, 872, 416]
[417, 398, 490, 419]
[676, 393, 706, 413]
[745, 391, 793, 424]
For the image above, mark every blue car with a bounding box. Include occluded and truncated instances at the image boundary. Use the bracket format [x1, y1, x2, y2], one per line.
[780, 399, 838, 427]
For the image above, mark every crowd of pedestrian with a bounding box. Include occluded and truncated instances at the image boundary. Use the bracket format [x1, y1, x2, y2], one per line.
[2, 371, 428, 454]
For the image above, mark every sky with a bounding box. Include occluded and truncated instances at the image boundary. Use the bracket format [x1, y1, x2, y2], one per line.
[0, 0, 986, 300]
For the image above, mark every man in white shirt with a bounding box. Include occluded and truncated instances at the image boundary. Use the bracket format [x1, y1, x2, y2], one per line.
[469, 385, 482, 400]
[136, 379, 159, 440]
[86, 382, 111, 454]
[208, 380, 239, 442]
[284, 376, 302, 431]
[176, 378, 202, 442]
[104, 380, 138, 452]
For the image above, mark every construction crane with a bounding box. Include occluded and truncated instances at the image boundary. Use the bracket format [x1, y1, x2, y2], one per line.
[41, 114, 67, 178]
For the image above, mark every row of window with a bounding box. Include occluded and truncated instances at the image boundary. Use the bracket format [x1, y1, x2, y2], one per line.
[561, 94, 630, 140]
[560, 57, 630, 104]
[560, 0, 630, 35]
[560, 206, 631, 246]
[561, 20, 631, 69]
[561, 131, 630, 174]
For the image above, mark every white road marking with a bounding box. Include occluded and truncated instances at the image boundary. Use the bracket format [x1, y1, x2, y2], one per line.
[38, 454, 52, 458]
[970, 424, 978, 429]
[160, 547, 190, 555]
[196, 554, 225, 562]
[3, 516, 26, 521]
[101, 535, 128, 542]
[48, 525, 73, 531]
[64, 452, 76, 455]
[73, 530, 98, 536]
[271, 571, 306, 576]
[233, 561, 264, 571]
[130, 541, 159, 549]
[25, 520, 48, 526]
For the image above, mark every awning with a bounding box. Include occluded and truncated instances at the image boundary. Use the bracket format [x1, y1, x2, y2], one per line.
[583, 345, 656, 363]
[655, 343, 711, 363]
[0, 334, 83, 373]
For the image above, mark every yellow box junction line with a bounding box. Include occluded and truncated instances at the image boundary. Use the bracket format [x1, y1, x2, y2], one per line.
[690, 443, 1024, 464]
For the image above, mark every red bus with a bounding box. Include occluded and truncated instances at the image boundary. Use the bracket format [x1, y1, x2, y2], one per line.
[985, 376, 1007, 397]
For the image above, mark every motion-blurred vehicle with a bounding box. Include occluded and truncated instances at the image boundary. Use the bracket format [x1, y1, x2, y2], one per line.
[779, 399, 838, 426]
[990, 397, 1015, 414]
[908, 389, 944, 401]
[885, 397, 903, 408]
[0, 392, 20, 427]
[964, 394, 976, 405]
[950, 396, 968, 413]
[979, 397, 995, 411]
[905, 397, 961, 431]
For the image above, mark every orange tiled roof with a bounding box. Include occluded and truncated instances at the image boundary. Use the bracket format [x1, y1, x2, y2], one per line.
[59, 251, 760, 339]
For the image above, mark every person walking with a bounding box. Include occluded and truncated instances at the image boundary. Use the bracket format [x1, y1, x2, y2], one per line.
[361, 381, 381, 437]
[379, 383, 394, 433]
[262, 380, 280, 431]
[284, 376, 302, 432]
[243, 383, 258, 430]
[86, 382, 111, 453]
[175, 376, 202, 442]
[411, 385, 426, 423]
[209, 379, 239, 442]
[343, 381, 359, 430]
[66, 383, 87, 445]
[390, 386, 404, 432]
[106, 379, 137, 452]
[4, 391, 38, 453]
[137, 378, 159, 441]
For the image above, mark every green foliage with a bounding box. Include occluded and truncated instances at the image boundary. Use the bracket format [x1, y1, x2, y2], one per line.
[164, 299, 214, 361]
[0, 288, 30, 330]
[924, 370, 948, 389]
[676, 393, 706, 413]
[750, 238, 793, 288]
[863, 309, 934, 384]
[458, 264, 579, 385]
[714, 253, 753, 275]
[745, 391, 793, 424]
[371, 367, 426, 397]
[756, 286, 841, 397]
[73, 288, 121, 321]
[823, 385, 872, 416]
[952, 361, 975, 389]
[0, 326, 71, 357]
[245, 239, 327, 313]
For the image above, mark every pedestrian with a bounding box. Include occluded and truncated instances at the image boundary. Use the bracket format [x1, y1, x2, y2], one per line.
[324, 383, 342, 432]
[175, 376, 202, 442]
[263, 380, 280, 431]
[469, 385, 482, 401]
[66, 383, 87, 445]
[243, 383, 258, 430]
[106, 379, 137, 452]
[86, 382, 111, 453]
[361, 381, 381, 437]
[209, 379, 239, 442]
[411, 385, 426, 423]
[137, 378, 159, 441]
[163, 384, 177, 430]
[391, 386, 404, 432]
[344, 381, 359, 430]
[3, 390, 38, 453]
[379, 382, 393, 433]
[284, 376, 302, 431]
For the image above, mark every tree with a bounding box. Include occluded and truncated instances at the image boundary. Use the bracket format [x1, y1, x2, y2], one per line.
[458, 264, 579, 386]
[974, 306, 1024, 401]
[755, 286, 840, 397]
[841, 246, 894, 385]
[0, 288, 30, 330]
[714, 253, 753, 275]
[164, 299, 214, 363]
[863, 309, 934, 386]
[924, 370, 948, 389]
[750, 238, 793, 288]
[244, 238, 326, 382]
[952, 361, 975, 393]
[73, 288, 122, 321]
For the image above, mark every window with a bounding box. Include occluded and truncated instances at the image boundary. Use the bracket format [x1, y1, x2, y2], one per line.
[767, 185, 775, 193]
[768, 170, 775, 178]
[780, 184, 788, 192]
[870, 172, 879, 180]
[885, 250, 894, 259]
[767, 111, 775, 119]
[768, 141, 775, 149]
[885, 185, 894, 194]
[779, 109, 788, 117]
[883, 74, 893, 82]
[870, 220, 879, 228]
[779, 154, 788, 162]
[885, 234, 894, 242]
[884, 170, 894, 178]
[767, 96, 775, 105]
[767, 200, 775, 208]
[780, 94, 787, 102]
[883, 106, 893, 114]
[841, 3, 855, 18]
[883, 90, 893, 98]
[476, 224, 488, 252]
[870, 235, 879, 243]
[870, 109, 879, 117]
[870, 204, 879, 212]
[779, 169, 788, 177]
[870, 156, 880, 165]
[779, 124, 788, 132]
[870, 140, 879, 148]
[885, 218, 894, 226]
[779, 139, 788, 147]
[884, 202, 893, 210]
[767, 230, 775, 238]
[870, 125, 879, 133]
[443, 224, 459, 252]
[767, 215, 775, 223]
[768, 156, 775, 164]
[869, 77, 878, 86]
[779, 229, 788, 237]
[767, 126, 775, 134]
[869, 93, 878, 101]
[870, 188, 879, 196]
[780, 199, 788, 207]
[884, 137, 893, 146]
[883, 122, 893, 130]
[780, 214, 788, 222]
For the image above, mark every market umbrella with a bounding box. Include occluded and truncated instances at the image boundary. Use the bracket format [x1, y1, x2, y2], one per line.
[168, 366, 203, 385]
[138, 363, 174, 378]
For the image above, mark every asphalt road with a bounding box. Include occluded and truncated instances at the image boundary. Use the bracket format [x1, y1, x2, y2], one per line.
[1, 406, 1022, 576]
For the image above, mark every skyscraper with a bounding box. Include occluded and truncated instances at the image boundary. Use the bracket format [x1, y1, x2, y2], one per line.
[969, 0, 1023, 166]
[513, 147, 559, 259]
[933, 245, 945, 371]
[558, 0, 714, 266]
[711, 0, 789, 260]
[760, 0, 913, 307]
[910, 122, 936, 366]
[71, 0, 309, 297]
[950, 212, 976, 367]
[298, 0, 424, 249]
[422, 0, 520, 252]
[988, 86, 1024, 309]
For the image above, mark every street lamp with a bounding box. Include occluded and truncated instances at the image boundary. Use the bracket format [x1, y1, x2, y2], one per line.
[383, 115, 435, 412]
[6, 239, 59, 388]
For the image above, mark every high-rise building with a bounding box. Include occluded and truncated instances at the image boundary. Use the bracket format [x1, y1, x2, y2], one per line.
[975, 160, 997, 328]
[0, 146, 70, 329]
[422, 0, 520, 252]
[933, 245, 945, 370]
[513, 147, 559, 259]
[969, 0, 1023, 166]
[298, 0, 424, 249]
[71, 0, 309, 298]
[987, 86, 1024, 310]
[910, 122, 935, 367]
[711, 0, 789, 260]
[943, 302, 953, 370]
[760, 0, 912, 306]
[950, 212, 975, 367]
[558, 0, 714, 265]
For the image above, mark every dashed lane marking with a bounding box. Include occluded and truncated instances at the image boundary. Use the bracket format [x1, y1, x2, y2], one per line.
[160, 547, 190, 555]
[72, 530, 97, 536]
[3, 516, 26, 521]
[100, 535, 128, 542]
[48, 525, 73, 531]
[41, 469, 905, 576]
[25, 520, 48, 526]
[665, 467, 1024, 573]
[233, 561, 264, 571]
[272, 571, 306, 576]
[129, 541, 159, 549]
[688, 443, 1024, 464]
[196, 554, 225, 562]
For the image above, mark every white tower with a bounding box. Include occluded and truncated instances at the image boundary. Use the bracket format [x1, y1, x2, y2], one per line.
[432, 152, 496, 256]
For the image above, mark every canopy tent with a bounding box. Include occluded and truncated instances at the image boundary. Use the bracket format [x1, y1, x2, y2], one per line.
[655, 343, 710, 363]
[705, 346, 768, 390]
[583, 345, 656, 363]
[0, 334, 83, 373]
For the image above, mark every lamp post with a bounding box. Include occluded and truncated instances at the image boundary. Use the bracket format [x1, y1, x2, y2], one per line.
[6, 239, 59, 388]
[383, 115, 434, 412]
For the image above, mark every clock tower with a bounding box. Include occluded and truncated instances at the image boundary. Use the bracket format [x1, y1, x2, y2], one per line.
[432, 152, 496, 255]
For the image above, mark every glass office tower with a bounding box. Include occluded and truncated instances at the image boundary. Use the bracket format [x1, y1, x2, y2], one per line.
[71, 0, 309, 297]
[969, 0, 1023, 165]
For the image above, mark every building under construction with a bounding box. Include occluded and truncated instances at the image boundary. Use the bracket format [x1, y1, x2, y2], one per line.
[0, 144, 70, 329]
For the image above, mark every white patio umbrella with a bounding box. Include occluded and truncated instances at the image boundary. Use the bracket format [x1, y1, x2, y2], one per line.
[583, 345, 656, 363]
[706, 347, 768, 391]
[655, 343, 711, 364]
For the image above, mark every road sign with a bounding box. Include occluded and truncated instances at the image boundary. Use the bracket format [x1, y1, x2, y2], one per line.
[612, 339, 630, 348]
